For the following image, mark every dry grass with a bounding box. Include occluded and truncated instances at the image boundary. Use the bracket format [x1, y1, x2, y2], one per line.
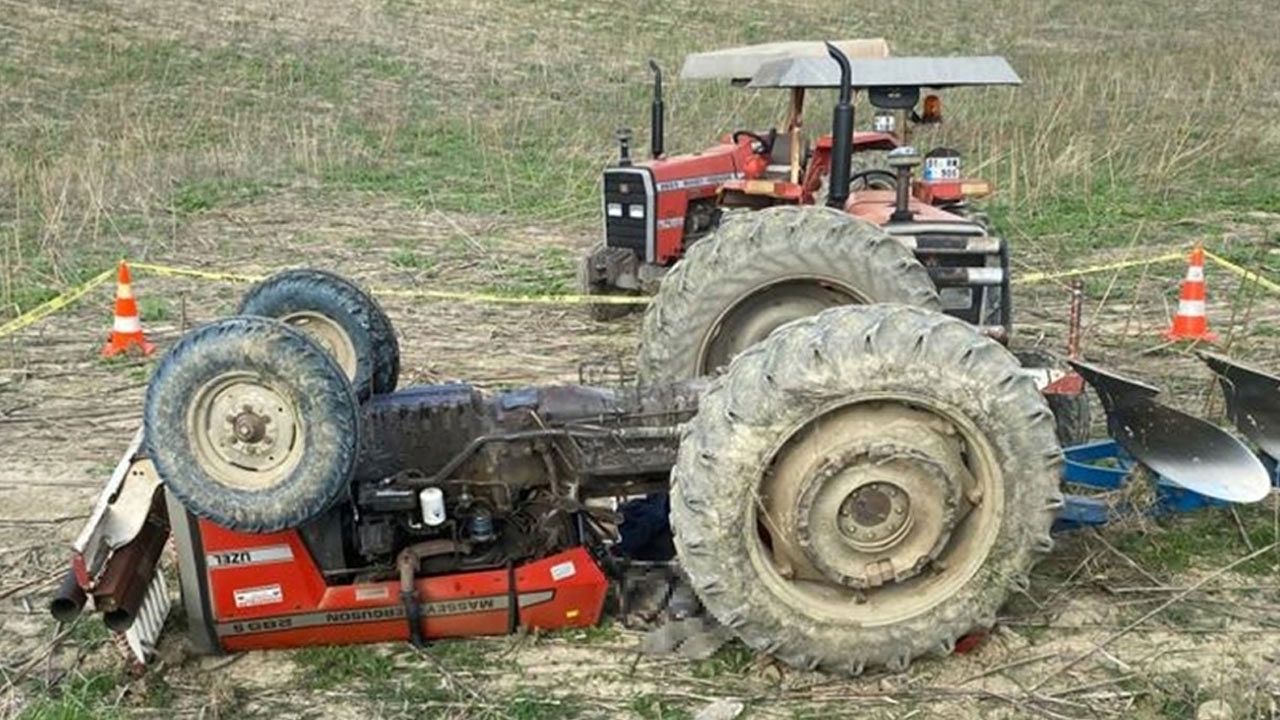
[3, 1, 1280, 718]
[3, 0, 1279, 315]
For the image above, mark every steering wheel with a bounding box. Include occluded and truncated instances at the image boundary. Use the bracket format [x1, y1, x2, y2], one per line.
[732, 129, 776, 156]
[849, 169, 898, 191]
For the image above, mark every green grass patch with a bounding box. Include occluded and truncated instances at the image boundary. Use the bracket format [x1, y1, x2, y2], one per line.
[1110, 503, 1279, 576]
[293, 645, 396, 688]
[65, 618, 112, 649]
[18, 671, 123, 720]
[504, 689, 582, 719]
[424, 638, 504, 670]
[389, 247, 435, 271]
[170, 179, 266, 214]
[483, 246, 576, 296]
[629, 693, 693, 720]
[690, 641, 755, 679]
[138, 296, 170, 322]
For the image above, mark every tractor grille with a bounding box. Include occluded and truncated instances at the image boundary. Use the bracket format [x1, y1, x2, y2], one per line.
[602, 168, 654, 260]
[889, 230, 1010, 336]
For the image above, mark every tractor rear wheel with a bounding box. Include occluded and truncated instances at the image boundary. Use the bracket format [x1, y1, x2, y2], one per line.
[579, 243, 642, 321]
[637, 206, 939, 384]
[670, 304, 1063, 674]
[145, 316, 360, 533]
[239, 269, 400, 399]
[1015, 348, 1092, 446]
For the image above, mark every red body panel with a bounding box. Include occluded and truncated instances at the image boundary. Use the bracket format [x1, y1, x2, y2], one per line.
[913, 178, 991, 204]
[642, 143, 747, 263]
[845, 189, 966, 225]
[198, 520, 608, 651]
[635, 130, 906, 264]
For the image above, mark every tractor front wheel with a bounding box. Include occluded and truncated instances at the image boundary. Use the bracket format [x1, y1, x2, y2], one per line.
[1015, 348, 1092, 446]
[637, 205, 939, 384]
[239, 269, 400, 399]
[670, 304, 1063, 674]
[145, 316, 360, 533]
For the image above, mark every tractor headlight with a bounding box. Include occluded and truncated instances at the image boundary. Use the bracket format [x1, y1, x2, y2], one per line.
[607, 202, 623, 218]
[628, 204, 645, 220]
[873, 111, 896, 133]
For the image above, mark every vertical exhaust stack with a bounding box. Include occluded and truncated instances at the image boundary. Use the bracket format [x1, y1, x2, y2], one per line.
[825, 42, 854, 209]
[648, 60, 665, 159]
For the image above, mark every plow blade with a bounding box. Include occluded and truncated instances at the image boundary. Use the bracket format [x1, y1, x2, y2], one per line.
[1069, 360, 1271, 504]
[1199, 351, 1280, 461]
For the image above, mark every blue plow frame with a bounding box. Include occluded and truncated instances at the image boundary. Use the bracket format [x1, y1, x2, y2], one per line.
[1056, 440, 1279, 531]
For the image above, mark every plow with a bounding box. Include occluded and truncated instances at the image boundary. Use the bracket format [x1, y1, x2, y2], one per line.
[49, 42, 1279, 676]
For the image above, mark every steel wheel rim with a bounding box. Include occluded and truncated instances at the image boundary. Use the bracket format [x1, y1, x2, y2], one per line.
[186, 371, 303, 491]
[698, 277, 867, 374]
[281, 311, 358, 382]
[749, 394, 1004, 626]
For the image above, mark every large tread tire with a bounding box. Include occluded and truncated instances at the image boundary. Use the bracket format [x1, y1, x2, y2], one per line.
[239, 269, 400, 399]
[637, 205, 940, 384]
[579, 243, 641, 322]
[670, 304, 1063, 674]
[1014, 348, 1092, 447]
[145, 316, 360, 533]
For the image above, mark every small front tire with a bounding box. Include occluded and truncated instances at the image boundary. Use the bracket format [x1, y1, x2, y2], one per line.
[145, 316, 360, 533]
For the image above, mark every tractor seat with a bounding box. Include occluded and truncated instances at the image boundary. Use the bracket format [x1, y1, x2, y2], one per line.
[765, 132, 807, 179]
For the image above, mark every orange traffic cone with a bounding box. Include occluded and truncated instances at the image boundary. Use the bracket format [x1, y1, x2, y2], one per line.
[1163, 243, 1217, 343]
[101, 260, 155, 358]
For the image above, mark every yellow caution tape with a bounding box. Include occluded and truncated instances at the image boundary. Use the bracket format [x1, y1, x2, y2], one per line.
[0, 268, 115, 340]
[1012, 252, 1186, 286]
[1203, 250, 1280, 295]
[129, 262, 263, 285]
[5, 247, 1279, 342]
[128, 262, 651, 306]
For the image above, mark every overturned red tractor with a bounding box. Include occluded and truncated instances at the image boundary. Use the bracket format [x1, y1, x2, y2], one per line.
[54, 264, 1277, 674]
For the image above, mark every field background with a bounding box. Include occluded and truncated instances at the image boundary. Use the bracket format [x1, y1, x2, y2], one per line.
[2, 0, 1280, 718]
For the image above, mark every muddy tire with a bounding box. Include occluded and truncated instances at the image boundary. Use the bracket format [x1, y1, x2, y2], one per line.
[145, 316, 360, 533]
[1015, 348, 1092, 446]
[637, 206, 939, 384]
[579, 244, 641, 321]
[239, 269, 400, 399]
[670, 304, 1063, 674]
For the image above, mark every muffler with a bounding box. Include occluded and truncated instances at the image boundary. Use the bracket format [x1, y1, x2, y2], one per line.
[49, 569, 88, 623]
[95, 512, 169, 632]
[1070, 359, 1271, 504]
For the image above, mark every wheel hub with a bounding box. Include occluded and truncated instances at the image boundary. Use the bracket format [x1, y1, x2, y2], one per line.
[282, 311, 358, 381]
[188, 373, 302, 490]
[838, 481, 912, 551]
[232, 410, 269, 443]
[699, 278, 865, 374]
[794, 442, 963, 589]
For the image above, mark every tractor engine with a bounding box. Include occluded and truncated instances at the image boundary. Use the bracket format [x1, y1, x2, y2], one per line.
[298, 381, 701, 583]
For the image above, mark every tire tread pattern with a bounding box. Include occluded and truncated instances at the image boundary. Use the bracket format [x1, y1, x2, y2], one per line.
[670, 304, 1063, 674]
[144, 316, 360, 533]
[637, 206, 940, 384]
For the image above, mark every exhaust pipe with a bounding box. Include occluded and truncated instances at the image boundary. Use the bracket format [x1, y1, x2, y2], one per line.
[824, 42, 854, 209]
[648, 60, 664, 159]
[95, 515, 169, 632]
[1070, 359, 1271, 504]
[49, 569, 87, 623]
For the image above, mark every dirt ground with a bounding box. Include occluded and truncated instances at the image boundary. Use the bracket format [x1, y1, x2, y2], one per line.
[1, 196, 1279, 719]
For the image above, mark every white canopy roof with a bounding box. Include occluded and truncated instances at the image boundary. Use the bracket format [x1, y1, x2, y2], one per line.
[679, 39, 891, 83]
[748, 55, 1022, 89]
